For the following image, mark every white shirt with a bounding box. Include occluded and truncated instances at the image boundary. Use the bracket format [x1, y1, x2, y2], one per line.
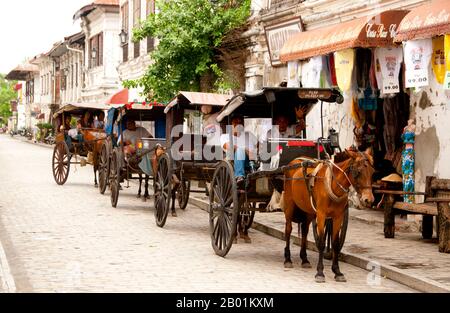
[121, 126, 152, 146]
[260, 125, 296, 144]
[220, 131, 258, 160]
[203, 113, 221, 146]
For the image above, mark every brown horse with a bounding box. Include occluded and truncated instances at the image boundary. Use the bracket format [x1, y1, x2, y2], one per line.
[81, 129, 107, 187]
[283, 148, 374, 283]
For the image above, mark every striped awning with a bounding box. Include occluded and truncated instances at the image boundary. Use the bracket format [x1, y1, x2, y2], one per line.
[280, 10, 409, 62]
[394, 0, 450, 42]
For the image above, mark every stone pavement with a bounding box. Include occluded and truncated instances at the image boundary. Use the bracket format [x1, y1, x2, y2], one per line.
[191, 193, 450, 293]
[0, 135, 415, 292]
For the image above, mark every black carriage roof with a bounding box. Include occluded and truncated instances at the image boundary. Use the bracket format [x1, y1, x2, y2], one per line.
[164, 91, 231, 113]
[108, 102, 167, 121]
[216, 87, 343, 122]
[53, 102, 109, 118]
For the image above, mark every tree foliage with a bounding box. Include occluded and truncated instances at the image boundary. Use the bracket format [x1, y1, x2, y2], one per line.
[125, 0, 251, 102]
[0, 74, 17, 121]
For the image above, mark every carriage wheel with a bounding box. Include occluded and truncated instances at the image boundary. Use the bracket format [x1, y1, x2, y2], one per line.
[98, 142, 110, 194]
[110, 149, 121, 208]
[209, 161, 239, 257]
[154, 153, 172, 228]
[176, 179, 191, 210]
[312, 205, 349, 260]
[240, 204, 256, 233]
[52, 142, 71, 185]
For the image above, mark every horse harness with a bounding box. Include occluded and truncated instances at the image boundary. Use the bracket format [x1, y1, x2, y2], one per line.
[284, 157, 355, 212]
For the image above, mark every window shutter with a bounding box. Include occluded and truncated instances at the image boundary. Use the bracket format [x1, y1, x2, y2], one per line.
[99, 33, 103, 66]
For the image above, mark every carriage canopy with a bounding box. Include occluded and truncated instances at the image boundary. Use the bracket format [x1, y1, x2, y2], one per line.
[216, 87, 343, 123]
[164, 91, 231, 113]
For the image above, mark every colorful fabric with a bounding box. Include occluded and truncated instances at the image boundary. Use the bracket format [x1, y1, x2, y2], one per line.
[401, 131, 415, 203]
[402, 147, 415, 203]
[327, 53, 338, 86]
[334, 49, 355, 92]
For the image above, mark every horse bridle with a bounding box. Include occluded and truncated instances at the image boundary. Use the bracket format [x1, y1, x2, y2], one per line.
[345, 152, 374, 193]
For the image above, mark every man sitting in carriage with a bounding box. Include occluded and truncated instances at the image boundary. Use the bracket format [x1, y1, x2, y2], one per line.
[119, 119, 153, 160]
[220, 114, 258, 187]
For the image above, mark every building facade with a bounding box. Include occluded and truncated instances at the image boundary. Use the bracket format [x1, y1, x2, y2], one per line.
[117, 0, 155, 101]
[74, 0, 122, 104]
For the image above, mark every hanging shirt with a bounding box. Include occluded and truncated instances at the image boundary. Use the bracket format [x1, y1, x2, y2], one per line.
[444, 35, 450, 90]
[432, 36, 446, 84]
[375, 47, 403, 94]
[334, 49, 355, 92]
[403, 39, 432, 88]
[301, 56, 323, 88]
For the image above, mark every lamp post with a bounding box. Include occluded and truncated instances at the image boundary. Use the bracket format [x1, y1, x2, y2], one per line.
[119, 29, 128, 46]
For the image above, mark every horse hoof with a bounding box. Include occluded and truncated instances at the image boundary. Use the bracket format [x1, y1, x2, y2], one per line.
[137, 195, 141, 199]
[233, 237, 238, 244]
[284, 262, 293, 269]
[240, 235, 251, 243]
[95, 184, 98, 188]
[142, 197, 147, 202]
[335, 275, 347, 283]
[171, 212, 177, 217]
[315, 275, 325, 283]
[301, 262, 312, 269]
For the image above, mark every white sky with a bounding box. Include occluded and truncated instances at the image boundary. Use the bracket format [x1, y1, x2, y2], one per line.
[0, 0, 93, 74]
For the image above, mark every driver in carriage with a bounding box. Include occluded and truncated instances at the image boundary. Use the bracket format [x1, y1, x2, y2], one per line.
[119, 119, 153, 160]
[220, 114, 258, 188]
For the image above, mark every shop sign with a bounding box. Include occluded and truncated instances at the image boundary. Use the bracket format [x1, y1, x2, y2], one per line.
[265, 17, 303, 66]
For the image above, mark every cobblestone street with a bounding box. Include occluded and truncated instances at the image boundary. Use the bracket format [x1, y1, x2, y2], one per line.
[0, 135, 415, 292]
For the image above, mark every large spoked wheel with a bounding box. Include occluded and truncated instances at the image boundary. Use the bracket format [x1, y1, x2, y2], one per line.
[312, 205, 349, 260]
[176, 179, 191, 210]
[209, 161, 239, 257]
[98, 142, 110, 194]
[154, 153, 172, 228]
[52, 141, 71, 185]
[110, 149, 121, 208]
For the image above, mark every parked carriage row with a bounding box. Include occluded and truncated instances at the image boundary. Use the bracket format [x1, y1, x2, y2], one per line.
[52, 87, 369, 282]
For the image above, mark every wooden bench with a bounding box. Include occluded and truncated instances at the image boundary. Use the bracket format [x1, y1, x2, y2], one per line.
[374, 176, 450, 253]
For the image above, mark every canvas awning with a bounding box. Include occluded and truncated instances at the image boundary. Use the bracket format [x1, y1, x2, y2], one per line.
[5, 63, 39, 81]
[280, 10, 409, 62]
[164, 91, 231, 113]
[107, 88, 129, 105]
[53, 102, 110, 118]
[394, 0, 450, 42]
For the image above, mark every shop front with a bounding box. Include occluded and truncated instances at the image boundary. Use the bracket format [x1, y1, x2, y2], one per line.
[279, 10, 411, 197]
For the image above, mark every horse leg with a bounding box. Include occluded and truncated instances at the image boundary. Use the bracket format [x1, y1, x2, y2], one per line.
[94, 166, 98, 188]
[137, 174, 142, 198]
[171, 181, 177, 217]
[331, 215, 346, 282]
[143, 175, 150, 200]
[315, 213, 326, 283]
[283, 187, 296, 268]
[300, 217, 312, 268]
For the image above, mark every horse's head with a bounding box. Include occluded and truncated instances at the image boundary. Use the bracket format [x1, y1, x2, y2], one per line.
[345, 147, 375, 207]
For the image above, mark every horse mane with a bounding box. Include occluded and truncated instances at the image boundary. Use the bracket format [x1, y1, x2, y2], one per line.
[333, 151, 350, 163]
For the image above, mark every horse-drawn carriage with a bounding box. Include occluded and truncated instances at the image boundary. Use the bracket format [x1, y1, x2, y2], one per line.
[98, 101, 167, 208]
[52, 103, 109, 186]
[209, 87, 375, 282]
[153, 91, 231, 227]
